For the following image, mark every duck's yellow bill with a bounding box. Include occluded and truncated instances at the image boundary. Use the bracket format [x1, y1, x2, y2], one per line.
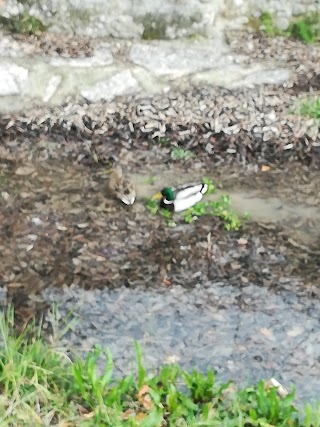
[152, 192, 162, 200]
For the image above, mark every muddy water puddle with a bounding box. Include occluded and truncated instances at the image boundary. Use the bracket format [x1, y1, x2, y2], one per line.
[132, 170, 320, 247]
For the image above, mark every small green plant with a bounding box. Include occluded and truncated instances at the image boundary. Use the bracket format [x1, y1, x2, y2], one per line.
[300, 97, 320, 118]
[144, 176, 156, 185]
[259, 11, 279, 37]
[236, 381, 297, 426]
[183, 195, 241, 231]
[0, 12, 47, 35]
[145, 198, 159, 215]
[156, 136, 171, 146]
[72, 345, 114, 410]
[171, 147, 195, 161]
[249, 11, 280, 37]
[249, 11, 320, 43]
[287, 13, 320, 44]
[203, 176, 215, 194]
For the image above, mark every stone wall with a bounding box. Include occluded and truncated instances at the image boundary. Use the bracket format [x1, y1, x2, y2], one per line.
[0, 0, 319, 39]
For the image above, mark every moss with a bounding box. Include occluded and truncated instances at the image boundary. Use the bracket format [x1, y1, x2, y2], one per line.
[137, 12, 203, 40]
[0, 12, 46, 35]
[16, 0, 36, 5]
[184, 32, 205, 42]
[140, 13, 167, 40]
[68, 7, 93, 28]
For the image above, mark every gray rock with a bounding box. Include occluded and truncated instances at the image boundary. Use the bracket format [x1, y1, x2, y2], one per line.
[192, 62, 290, 88]
[42, 75, 62, 102]
[81, 69, 140, 102]
[0, 36, 35, 57]
[229, 67, 291, 88]
[0, 63, 28, 96]
[275, 16, 290, 31]
[108, 15, 143, 39]
[129, 40, 232, 79]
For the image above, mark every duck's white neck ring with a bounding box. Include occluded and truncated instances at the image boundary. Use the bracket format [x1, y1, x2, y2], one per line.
[163, 198, 174, 205]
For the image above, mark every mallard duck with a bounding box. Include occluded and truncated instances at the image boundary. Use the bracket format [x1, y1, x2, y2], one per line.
[108, 165, 136, 205]
[153, 182, 208, 212]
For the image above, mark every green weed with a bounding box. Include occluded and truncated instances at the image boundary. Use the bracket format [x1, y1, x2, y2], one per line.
[171, 148, 195, 161]
[300, 97, 320, 118]
[202, 176, 215, 194]
[183, 195, 241, 231]
[145, 198, 159, 215]
[249, 11, 280, 37]
[157, 136, 171, 146]
[287, 13, 320, 44]
[0, 12, 46, 35]
[249, 11, 320, 44]
[260, 11, 279, 37]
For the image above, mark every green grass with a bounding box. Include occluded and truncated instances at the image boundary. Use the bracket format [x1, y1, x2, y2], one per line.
[0, 12, 46, 35]
[0, 308, 319, 426]
[249, 11, 320, 43]
[183, 196, 241, 231]
[145, 178, 242, 230]
[287, 13, 320, 44]
[300, 97, 320, 118]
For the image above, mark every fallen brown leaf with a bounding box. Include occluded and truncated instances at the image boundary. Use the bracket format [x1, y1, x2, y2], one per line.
[137, 385, 150, 398]
[261, 165, 270, 172]
[163, 276, 171, 286]
[137, 385, 153, 411]
[237, 238, 248, 246]
[83, 412, 95, 419]
[135, 412, 147, 421]
[77, 404, 89, 416]
[230, 262, 241, 270]
[122, 408, 136, 420]
[15, 166, 36, 176]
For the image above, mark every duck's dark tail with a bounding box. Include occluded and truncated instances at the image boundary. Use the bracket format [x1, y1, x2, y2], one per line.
[200, 183, 208, 195]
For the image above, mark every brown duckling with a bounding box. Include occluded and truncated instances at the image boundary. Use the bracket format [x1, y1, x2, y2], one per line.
[108, 165, 136, 205]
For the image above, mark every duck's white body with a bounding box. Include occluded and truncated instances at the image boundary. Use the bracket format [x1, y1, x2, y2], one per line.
[161, 182, 208, 212]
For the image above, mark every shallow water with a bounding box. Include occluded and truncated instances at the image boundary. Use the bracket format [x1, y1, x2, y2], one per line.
[132, 171, 320, 246]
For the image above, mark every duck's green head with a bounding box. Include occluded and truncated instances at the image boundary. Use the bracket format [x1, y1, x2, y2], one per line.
[161, 187, 174, 201]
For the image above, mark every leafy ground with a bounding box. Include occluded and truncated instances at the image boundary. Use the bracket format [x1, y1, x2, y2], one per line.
[0, 309, 319, 427]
